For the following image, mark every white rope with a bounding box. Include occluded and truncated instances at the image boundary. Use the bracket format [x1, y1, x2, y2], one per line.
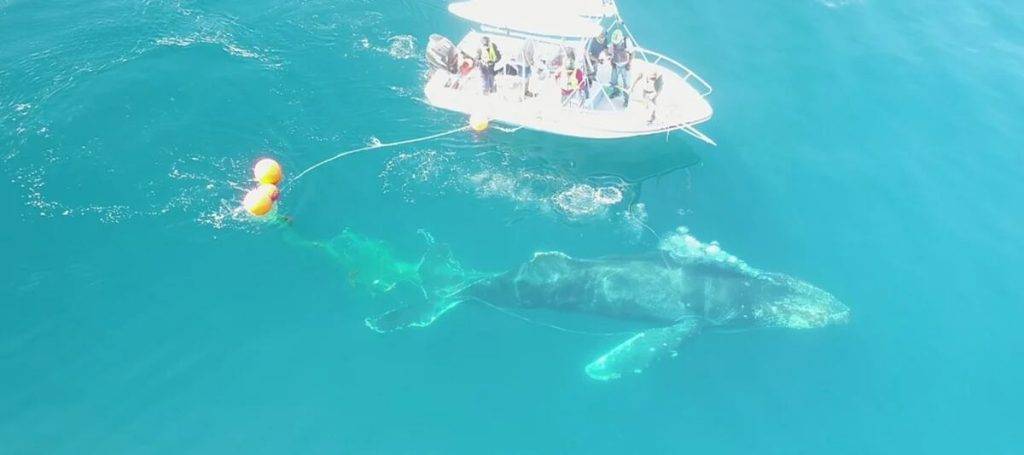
[472, 298, 634, 337]
[628, 203, 675, 269]
[290, 125, 470, 184]
[473, 297, 702, 337]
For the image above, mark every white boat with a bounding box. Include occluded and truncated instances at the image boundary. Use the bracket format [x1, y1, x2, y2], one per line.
[424, 0, 716, 145]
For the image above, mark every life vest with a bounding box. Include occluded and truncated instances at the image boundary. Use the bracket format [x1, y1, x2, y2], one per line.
[610, 42, 630, 66]
[561, 68, 580, 92]
[482, 43, 498, 65]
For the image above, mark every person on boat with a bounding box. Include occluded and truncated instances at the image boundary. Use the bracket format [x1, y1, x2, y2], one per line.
[557, 59, 586, 107]
[607, 29, 633, 106]
[450, 52, 475, 90]
[631, 70, 663, 124]
[520, 39, 537, 97]
[585, 30, 608, 88]
[476, 36, 501, 94]
[562, 47, 589, 100]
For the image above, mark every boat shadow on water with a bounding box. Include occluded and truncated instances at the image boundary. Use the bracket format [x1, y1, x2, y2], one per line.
[488, 127, 702, 183]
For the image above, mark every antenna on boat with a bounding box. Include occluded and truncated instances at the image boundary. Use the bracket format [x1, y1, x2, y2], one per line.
[678, 124, 717, 146]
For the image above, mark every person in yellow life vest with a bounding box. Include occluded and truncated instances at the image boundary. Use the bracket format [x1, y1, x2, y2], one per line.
[476, 36, 501, 94]
[557, 59, 585, 106]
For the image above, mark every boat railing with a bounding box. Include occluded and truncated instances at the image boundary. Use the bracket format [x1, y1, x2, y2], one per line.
[633, 47, 713, 98]
[611, 14, 712, 98]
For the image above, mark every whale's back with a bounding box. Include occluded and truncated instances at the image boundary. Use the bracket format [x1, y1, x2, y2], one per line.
[475, 251, 706, 324]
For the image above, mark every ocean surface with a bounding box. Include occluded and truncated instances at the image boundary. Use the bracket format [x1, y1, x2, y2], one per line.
[2, 0, 1022, 453]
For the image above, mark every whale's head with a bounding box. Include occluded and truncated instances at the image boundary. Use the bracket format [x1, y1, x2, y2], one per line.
[752, 273, 850, 329]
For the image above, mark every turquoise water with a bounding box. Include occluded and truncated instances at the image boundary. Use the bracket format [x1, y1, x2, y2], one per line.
[2, 0, 1022, 452]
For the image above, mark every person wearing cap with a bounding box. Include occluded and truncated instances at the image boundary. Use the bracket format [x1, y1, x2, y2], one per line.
[585, 30, 608, 86]
[606, 29, 633, 106]
[587, 30, 609, 64]
[477, 35, 502, 94]
[583, 31, 607, 101]
[631, 70, 663, 124]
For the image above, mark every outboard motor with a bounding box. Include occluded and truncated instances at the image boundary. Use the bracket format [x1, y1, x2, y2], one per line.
[426, 34, 458, 75]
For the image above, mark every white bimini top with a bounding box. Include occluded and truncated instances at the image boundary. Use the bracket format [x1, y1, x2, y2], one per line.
[448, 0, 609, 38]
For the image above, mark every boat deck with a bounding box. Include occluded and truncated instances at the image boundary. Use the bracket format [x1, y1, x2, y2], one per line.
[424, 31, 714, 140]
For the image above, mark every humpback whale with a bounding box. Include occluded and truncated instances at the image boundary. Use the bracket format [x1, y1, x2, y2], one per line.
[303, 226, 850, 380]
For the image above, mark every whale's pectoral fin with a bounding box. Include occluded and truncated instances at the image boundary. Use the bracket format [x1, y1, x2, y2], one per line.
[585, 319, 701, 381]
[364, 299, 462, 333]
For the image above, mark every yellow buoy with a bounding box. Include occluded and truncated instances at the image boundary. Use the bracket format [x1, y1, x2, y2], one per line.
[469, 113, 489, 132]
[256, 183, 280, 202]
[242, 187, 274, 216]
[253, 158, 283, 184]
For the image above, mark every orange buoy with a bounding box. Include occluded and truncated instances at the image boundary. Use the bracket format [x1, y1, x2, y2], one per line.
[242, 187, 274, 216]
[469, 113, 489, 132]
[253, 158, 283, 184]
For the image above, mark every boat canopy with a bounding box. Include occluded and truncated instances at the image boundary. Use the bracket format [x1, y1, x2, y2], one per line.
[448, 0, 610, 39]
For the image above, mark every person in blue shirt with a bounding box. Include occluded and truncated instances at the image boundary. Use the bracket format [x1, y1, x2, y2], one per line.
[606, 29, 632, 106]
[585, 30, 608, 100]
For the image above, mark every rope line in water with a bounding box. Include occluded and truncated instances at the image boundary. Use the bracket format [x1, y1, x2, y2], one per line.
[470, 298, 636, 337]
[290, 125, 470, 184]
[476, 295, 704, 339]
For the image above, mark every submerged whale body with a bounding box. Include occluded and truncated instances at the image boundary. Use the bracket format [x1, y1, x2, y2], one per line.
[358, 227, 850, 380]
